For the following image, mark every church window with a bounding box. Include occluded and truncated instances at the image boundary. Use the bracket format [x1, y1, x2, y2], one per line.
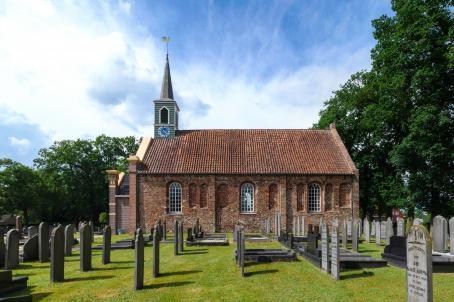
[168, 182, 182, 213]
[200, 184, 207, 208]
[308, 183, 321, 213]
[240, 183, 254, 213]
[160, 107, 169, 124]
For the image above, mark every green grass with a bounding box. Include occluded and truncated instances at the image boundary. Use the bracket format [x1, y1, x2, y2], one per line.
[6, 234, 454, 301]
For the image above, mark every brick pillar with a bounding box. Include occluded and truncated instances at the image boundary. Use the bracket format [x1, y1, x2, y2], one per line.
[352, 170, 360, 220]
[128, 155, 140, 234]
[106, 170, 120, 234]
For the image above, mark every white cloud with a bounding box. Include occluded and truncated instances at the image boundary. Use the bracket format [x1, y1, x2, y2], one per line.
[8, 136, 31, 154]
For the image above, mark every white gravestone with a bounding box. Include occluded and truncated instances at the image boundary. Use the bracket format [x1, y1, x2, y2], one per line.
[376, 221, 381, 246]
[449, 217, 454, 255]
[321, 223, 329, 273]
[364, 218, 370, 243]
[331, 226, 340, 280]
[397, 218, 405, 237]
[371, 220, 376, 236]
[432, 215, 446, 253]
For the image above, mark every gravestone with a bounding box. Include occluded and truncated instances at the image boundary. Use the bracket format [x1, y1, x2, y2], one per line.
[239, 230, 245, 277]
[102, 225, 111, 265]
[89, 221, 94, 243]
[376, 220, 381, 246]
[22, 234, 39, 261]
[432, 215, 446, 253]
[443, 218, 448, 252]
[174, 220, 179, 256]
[50, 225, 65, 282]
[5, 229, 20, 269]
[134, 228, 144, 290]
[352, 221, 358, 252]
[342, 221, 347, 249]
[321, 223, 329, 273]
[276, 213, 281, 238]
[364, 218, 370, 243]
[347, 219, 352, 237]
[292, 217, 296, 235]
[300, 216, 305, 236]
[153, 226, 160, 278]
[28, 226, 38, 238]
[386, 217, 393, 245]
[296, 216, 300, 236]
[162, 221, 167, 240]
[331, 226, 340, 280]
[15, 215, 22, 231]
[381, 221, 386, 240]
[332, 217, 339, 228]
[413, 218, 422, 226]
[406, 225, 432, 302]
[397, 217, 405, 237]
[371, 220, 376, 236]
[358, 219, 362, 238]
[0, 232, 5, 267]
[268, 217, 272, 235]
[80, 223, 92, 272]
[64, 224, 75, 256]
[179, 221, 184, 253]
[39, 222, 50, 262]
[450, 217, 454, 255]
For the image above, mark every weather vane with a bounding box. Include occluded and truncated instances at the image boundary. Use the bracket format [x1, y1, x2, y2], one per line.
[161, 36, 170, 56]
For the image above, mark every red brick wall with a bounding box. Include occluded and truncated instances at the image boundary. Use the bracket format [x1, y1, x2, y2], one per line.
[133, 173, 359, 234]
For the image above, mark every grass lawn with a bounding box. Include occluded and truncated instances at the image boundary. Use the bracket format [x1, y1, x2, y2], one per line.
[5, 233, 454, 301]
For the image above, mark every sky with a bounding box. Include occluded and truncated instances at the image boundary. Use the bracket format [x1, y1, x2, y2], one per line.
[0, 0, 393, 166]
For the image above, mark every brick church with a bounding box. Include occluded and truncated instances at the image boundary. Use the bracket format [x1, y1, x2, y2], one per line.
[107, 55, 359, 234]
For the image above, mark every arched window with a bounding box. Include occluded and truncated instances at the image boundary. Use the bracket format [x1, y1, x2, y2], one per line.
[268, 184, 278, 210]
[297, 184, 304, 212]
[308, 183, 321, 213]
[200, 184, 207, 208]
[189, 183, 197, 208]
[325, 184, 333, 211]
[168, 182, 182, 213]
[240, 183, 254, 213]
[160, 107, 169, 124]
[339, 183, 351, 207]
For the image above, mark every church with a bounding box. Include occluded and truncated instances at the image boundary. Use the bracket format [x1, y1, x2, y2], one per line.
[106, 54, 359, 234]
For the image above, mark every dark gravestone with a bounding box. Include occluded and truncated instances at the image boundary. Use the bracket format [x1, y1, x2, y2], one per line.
[383, 236, 406, 257]
[39, 222, 49, 262]
[187, 228, 194, 242]
[50, 225, 65, 282]
[134, 228, 144, 290]
[240, 230, 245, 277]
[331, 226, 340, 280]
[5, 229, 20, 269]
[352, 221, 358, 252]
[153, 227, 160, 278]
[179, 221, 184, 253]
[27, 226, 38, 238]
[235, 227, 240, 265]
[306, 233, 318, 256]
[80, 224, 92, 272]
[407, 225, 432, 302]
[162, 221, 167, 241]
[22, 234, 39, 261]
[64, 224, 75, 256]
[321, 223, 329, 273]
[174, 220, 179, 256]
[0, 231, 5, 267]
[102, 225, 111, 265]
[89, 221, 94, 243]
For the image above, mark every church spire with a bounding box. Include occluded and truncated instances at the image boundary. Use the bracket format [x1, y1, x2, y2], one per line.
[160, 52, 174, 100]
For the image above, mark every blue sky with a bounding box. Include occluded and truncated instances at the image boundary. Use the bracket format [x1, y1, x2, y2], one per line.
[0, 0, 392, 165]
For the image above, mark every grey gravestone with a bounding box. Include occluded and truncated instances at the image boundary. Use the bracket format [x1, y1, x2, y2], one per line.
[153, 227, 160, 278]
[268, 218, 272, 235]
[80, 223, 92, 271]
[162, 221, 167, 240]
[23, 234, 39, 261]
[375, 220, 381, 246]
[364, 218, 370, 243]
[386, 217, 393, 245]
[296, 216, 300, 236]
[174, 220, 179, 256]
[371, 220, 376, 236]
[321, 223, 329, 273]
[342, 221, 347, 249]
[39, 222, 49, 262]
[28, 226, 38, 238]
[432, 215, 446, 253]
[0, 232, 5, 267]
[300, 216, 305, 236]
[102, 225, 111, 265]
[397, 218, 405, 237]
[407, 225, 432, 302]
[450, 217, 454, 255]
[50, 225, 65, 282]
[352, 221, 358, 252]
[331, 226, 340, 280]
[413, 218, 422, 226]
[134, 228, 144, 290]
[5, 229, 20, 269]
[239, 230, 245, 277]
[89, 221, 94, 243]
[16, 215, 22, 231]
[233, 225, 238, 241]
[292, 217, 296, 235]
[179, 221, 184, 253]
[443, 218, 448, 252]
[276, 213, 281, 238]
[347, 219, 352, 237]
[332, 217, 339, 228]
[381, 221, 386, 239]
[64, 224, 75, 256]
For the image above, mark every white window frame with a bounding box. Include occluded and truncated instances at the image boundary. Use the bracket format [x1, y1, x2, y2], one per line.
[160, 106, 169, 124]
[169, 182, 182, 214]
[308, 183, 321, 213]
[240, 183, 254, 213]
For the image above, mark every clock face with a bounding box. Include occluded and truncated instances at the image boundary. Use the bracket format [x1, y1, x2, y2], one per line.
[158, 126, 170, 137]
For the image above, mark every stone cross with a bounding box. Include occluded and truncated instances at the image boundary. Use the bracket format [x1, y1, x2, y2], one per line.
[406, 225, 432, 302]
[39, 222, 49, 263]
[174, 220, 179, 256]
[64, 224, 75, 257]
[321, 223, 329, 273]
[50, 225, 65, 282]
[28, 226, 38, 238]
[23, 234, 39, 261]
[432, 215, 446, 253]
[134, 228, 144, 290]
[375, 220, 381, 246]
[331, 225, 340, 280]
[153, 226, 160, 278]
[102, 225, 111, 265]
[364, 218, 370, 243]
[0, 231, 5, 267]
[386, 217, 393, 245]
[352, 221, 358, 252]
[449, 217, 454, 255]
[397, 218, 405, 237]
[179, 221, 184, 253]
[89, 221, 94, 243]
[80, 223, 92, 272]
[342, 221, 347, 249]
[5, 229, 19, 269]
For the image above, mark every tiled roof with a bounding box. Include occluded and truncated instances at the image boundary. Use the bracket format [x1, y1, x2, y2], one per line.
[140, 129, 356, 175]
